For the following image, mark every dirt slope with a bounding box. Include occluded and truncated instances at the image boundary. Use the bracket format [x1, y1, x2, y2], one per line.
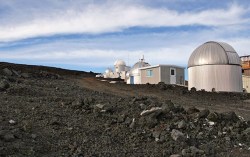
[0, 62, 249, 157]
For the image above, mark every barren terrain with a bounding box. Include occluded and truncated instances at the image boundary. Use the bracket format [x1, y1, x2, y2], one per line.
[0, 62, 250, 157]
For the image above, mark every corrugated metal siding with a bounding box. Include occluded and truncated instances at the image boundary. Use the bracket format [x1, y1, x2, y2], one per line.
[188, 41, 240, 67]
[226, 51, 241, 65]
[217, 42, 236, 52]
[188, 65, 242, 92]
[140, 67, 160, 84]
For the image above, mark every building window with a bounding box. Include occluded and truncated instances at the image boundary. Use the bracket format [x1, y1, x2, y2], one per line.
[171, 69, 175, 75]
[146, 70, 153, 77]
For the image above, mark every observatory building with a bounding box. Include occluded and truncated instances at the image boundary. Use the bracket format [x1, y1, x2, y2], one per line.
[103, 59, 130, 79]
[188, 41, 243, 92]
[126, 56, 150, 84]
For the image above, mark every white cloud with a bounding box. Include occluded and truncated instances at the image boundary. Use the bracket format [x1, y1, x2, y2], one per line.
[0, 2, 248, 41]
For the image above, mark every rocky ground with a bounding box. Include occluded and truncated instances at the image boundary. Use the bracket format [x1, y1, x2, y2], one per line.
[0, 62, 250, 157]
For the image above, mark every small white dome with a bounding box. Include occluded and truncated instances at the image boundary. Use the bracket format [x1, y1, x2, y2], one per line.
[129, 61, 150, 75]
[188, 41, 241, 68]
[114, 60, 126, 66]
[105, 68, 113, 74]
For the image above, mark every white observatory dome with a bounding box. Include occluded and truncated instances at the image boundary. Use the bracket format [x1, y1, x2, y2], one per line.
[188, 41, 242, 92]
[130, 61, 150, 76]
[114, 60, 126, 66]
[114, 59, 126, 73]
[105, 68, 113, 74]
[127, 55, 150, 84]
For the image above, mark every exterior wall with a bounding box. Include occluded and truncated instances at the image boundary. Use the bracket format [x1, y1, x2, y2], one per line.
[134, 75, 141, 84]
[140, 66, 185, 85]
[176, 68, 185, 85]
[243, 75, 250, 93]
[160, 67, 185, 85]
[140, 67, 160, 84]
[243, 69, 250, 76]
[188, 65, 243, 92]
[160, 66, 170, 84]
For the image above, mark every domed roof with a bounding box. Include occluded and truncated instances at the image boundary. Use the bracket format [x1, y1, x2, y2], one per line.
[132, 61, 150, 70]
[114, 60, 126, 66]
[188, 41, 241, 68]
[105, 68, 113, 73]
[129, 61, 150, 75]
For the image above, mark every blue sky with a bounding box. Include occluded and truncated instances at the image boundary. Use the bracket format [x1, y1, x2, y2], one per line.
[0, 0, 250, 76]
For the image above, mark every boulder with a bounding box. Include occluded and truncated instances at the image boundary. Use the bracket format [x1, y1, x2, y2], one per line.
[171, 129, 185, 141]
[221, 111, 239, 122]
[186, 107, 200, 114]
[198, 109, 210, 118]
[3, 68, 12, 76]
[177, 120, 187, 129]
[21, 73, 31, 78]
[0, 80, 10, 91]
[182, 146, 204, 157]
[170, 154, 181, 157]
[207, 112, 221, 122]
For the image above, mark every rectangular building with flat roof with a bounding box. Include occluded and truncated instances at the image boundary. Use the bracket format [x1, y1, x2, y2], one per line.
[139, 65, 185, 85]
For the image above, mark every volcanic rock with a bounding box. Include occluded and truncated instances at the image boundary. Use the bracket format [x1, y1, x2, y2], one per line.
[3, 68, 12, 76]
[171, 129, 185, 141]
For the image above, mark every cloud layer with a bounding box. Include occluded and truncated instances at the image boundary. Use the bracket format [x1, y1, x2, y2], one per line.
[0, 1, 248, 41]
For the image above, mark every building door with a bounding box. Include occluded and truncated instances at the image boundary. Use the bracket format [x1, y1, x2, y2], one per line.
[130, 76, 134, 84]
[170, 68, 176, 84]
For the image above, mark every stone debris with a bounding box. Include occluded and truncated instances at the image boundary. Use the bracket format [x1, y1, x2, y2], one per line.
[171, 129, 185, 141]
[0, 80, 10, 91]
[95, 104, 104, 109]
[129, 118, 135, 128]
[140, 107, 162, 116]
[3, 68, 13, 76]
[8, 120, 16, 124]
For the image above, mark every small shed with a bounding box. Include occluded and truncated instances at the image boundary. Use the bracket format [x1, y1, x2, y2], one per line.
[139, 65, 185, 85]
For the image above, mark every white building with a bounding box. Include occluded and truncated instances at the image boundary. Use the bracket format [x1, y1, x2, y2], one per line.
[139, 65, 185, 85]
[126, 56, 150, 84]
[103, 60, 130, 79]
[188, 41, 243, 92]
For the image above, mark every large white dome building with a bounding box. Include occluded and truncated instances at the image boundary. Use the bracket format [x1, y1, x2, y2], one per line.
[188, 41, 243, 92]
[114, 60, 126, 73]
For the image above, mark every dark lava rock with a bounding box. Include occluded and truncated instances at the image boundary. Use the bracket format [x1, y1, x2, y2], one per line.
[207, 112, 221, 122]
[190, 87, 196, 92]
[138, 116, 158, 128]
[171, 129, 185, 141]
[177, 120, 187, 129]
[198, 109, 210, 118]
[0, 80, 10, 91]
[161, 100, 175, 113]
[243, 127, 250, 135]
[182, 146, 204, 157]
[186, 107, 200, 114]
[21, 73, 31, 78]
[170, 154, 181, 157]
[3, 68, 13, 76]
[3, 133, 15, 142]
[221, 111, 239, 122]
